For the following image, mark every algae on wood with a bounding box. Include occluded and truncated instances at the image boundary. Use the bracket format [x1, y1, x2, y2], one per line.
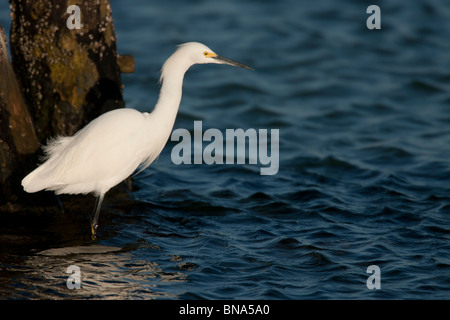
[9, 0, 125, 142]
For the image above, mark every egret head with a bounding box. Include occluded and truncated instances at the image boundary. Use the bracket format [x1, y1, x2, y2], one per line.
[160, 42, 253, 83]
[197, 44, 253, 70]
[180, 42, 253, 69]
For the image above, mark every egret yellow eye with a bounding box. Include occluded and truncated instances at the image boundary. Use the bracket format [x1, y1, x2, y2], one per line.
[203, 51, 217, 58]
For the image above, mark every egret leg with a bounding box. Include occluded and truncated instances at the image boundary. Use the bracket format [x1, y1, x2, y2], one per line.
[90, 193, 105, 239]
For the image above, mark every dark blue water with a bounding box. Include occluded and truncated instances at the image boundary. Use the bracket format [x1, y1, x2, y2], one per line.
[1, 0, 450, 299]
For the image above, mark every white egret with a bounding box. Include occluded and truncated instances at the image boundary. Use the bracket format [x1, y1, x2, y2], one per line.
[22, 42, 252, 238]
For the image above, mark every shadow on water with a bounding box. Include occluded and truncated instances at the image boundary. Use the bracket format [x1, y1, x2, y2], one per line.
[0, 183, 188, 299]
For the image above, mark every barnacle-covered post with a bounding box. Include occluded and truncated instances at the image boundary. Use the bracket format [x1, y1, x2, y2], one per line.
[0, 0, 132, 210]
[9, 0, 125, 142]
[0, 25, 42, 208]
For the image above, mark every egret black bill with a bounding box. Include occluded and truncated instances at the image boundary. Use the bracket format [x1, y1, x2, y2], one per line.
[213, 55, 254, 70]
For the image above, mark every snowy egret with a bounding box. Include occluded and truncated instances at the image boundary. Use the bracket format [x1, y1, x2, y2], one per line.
[22, 42, 252, 238]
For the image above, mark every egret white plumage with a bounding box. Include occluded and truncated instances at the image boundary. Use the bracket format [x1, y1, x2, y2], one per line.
[22, 42, 252, 238]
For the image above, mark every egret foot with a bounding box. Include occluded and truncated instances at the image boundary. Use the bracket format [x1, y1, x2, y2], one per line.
[90, 193, 104, 240]
[90, 222, 98, 240]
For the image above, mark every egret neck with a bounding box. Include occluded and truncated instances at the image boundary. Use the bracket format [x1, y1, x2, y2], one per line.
[151, 52, 190, 133]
